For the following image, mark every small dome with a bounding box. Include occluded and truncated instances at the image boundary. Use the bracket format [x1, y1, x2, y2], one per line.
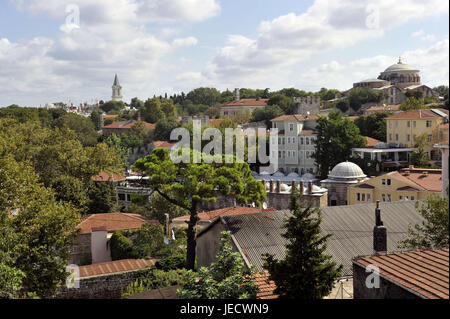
[374, 142, 388, 149]
[328, 161, 366, 179]
[273, 171, 285, 177]
[301, 173, 316, 180]
[287, 172, 300, 178]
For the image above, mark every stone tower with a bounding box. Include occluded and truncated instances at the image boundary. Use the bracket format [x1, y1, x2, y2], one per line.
[112, 74, 123, 101]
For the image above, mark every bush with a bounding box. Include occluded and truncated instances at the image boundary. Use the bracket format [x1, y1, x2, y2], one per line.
[155, 254, 186, 271]
[109, 231, 137, 260]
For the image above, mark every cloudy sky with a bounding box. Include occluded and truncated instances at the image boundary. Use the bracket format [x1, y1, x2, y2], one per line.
[0, 0, 448, 107]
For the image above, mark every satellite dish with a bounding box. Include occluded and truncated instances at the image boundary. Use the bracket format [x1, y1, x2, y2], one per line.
[262, 202, 268, 210]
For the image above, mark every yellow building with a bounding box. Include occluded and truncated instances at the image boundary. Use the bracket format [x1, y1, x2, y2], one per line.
[348, 166, 442, 205]
[386, 108, 449, 163]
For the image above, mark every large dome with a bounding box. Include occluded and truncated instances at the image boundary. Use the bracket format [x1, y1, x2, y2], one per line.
[383, 58, 418, 73]
[328, 161, 366, 179]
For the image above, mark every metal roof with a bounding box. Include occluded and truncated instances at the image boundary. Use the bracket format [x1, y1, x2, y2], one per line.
[216, 201, 424, 277]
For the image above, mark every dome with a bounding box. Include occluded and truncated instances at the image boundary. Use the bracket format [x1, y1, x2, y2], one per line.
[383, 58, 418, 73]
[287, 172, 300, 178]
[328, 161, 366, 179]
[301, 173, 316, 180]
[273, 171, 285, 177]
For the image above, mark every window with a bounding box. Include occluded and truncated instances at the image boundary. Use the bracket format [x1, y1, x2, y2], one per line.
[411, 196, 415, 200]
[389, 121, 392, 128]
[426, 120, 432, 128]
[292, 137, 296, 144]
[118, 193, 126, 201]
[289, 123, 294, 132]
[362, 193, 366, 201]
[306, 137, 310, 145]
[367, 194, 371, 202]
[278, 151, 282, 158]
[387, 179, 391, 186]
[382, 179, 386, 185]
[126, 194, 131, 202]
[287, 137, 291, 144]
[382, 194, 386, 202]
[399, 196, 403, 200]
[427, 135, 432, 142]
[407, 134, 410, 142]
[407, 121, 410, 128]
[300, 137, 304, 145]
[395, 134, 399, 141]
[395, 120, 398, 128]
[389, 134, 392, 141]
[356, 193, 361, 201]
[413, 121, 416, 128]
[387, 194, 391, 202]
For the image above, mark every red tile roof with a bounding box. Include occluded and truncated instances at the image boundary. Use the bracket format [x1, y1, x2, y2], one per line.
[79, 259, 157, 278]
[153, 141, 174, 148]
[388, 168, 442, 192]
[388, 109, 449, 120]
[353, 247, 449, 299]
[221, 99, 269, 107]
[102, 120, 155, 130]
[103, 114, 119, 118]
[364, 136, 381, 148]
[271, 114, 320, 122]
[77, 213, 160, 234]
[91, 171, 126, 182]
[173, 206, 276, 223]
[254, 271, 277, 299]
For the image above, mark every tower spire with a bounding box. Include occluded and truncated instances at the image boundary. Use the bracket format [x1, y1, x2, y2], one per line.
[398, 56, 402, 64]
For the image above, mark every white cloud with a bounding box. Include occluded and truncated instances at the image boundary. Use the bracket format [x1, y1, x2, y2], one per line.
[172, 37, 198, 48]
[411, 30, 437, 41]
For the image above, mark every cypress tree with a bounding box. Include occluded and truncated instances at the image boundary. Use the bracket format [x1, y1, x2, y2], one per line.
[263, 190, 342, 298]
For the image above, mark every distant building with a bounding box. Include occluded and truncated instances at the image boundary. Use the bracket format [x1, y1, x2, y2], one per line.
[101, 119, 155, 135]
[434, 122, 449, 198]
[320, 161, 368, 206]
[111, 74, 123, 102]
[293, 96, 321, 115]
[220, 88, 268, 117]
[348, 166, 442, 205]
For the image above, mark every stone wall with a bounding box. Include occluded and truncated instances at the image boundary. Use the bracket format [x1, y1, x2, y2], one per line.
[55, 269, 146, 299]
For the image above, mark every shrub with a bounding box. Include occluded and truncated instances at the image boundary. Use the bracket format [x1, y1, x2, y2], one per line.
[109, 231, 137, 260]
[155, 254, 186, 271]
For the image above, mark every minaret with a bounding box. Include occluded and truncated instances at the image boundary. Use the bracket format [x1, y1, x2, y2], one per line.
[112, 74, 123, 101]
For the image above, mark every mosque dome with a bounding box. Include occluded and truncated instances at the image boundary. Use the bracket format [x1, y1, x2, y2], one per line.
[301, 173, 316, 181]
[383, 57, 419, 73]
[328, 161, 366, 179]
[273, 171, 285, 177]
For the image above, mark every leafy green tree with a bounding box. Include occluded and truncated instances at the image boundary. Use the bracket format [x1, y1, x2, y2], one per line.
[335, 99, 349, 113]
[276, 88, 308, 98]
[348, 88, 385, 111]
[312, 110, 365, 178]
[204, 106, 221, 118]
[154, 117, 180, 141]
[130, 97, 145, 110]
[109, 231, 136, 260]
[318, 88, 340, 101]
[0, 156, 80, 298]
[354, 112, 388, 142]
[54, 112, 99, 146]
[141, 98, 165, 123]
[103, 133, 130, 166]
[177, 231, 259, 299]
[251, 105, 284, 126]
[263, 191, 342, 299]
[400, 97, 424, 111]
[51, 175, 90, 214]
[186, 88, 221, 106]
[268, 94, 293, 114]
[399, 189, 449, 249]
[87, 181, 117, 214]
[410, 133, 430, 168]
[100, 100, 125, 113]
[90, 109, 101, 130]
[134, 148, 266, 270]
[161, 99, 177, 118]
[133, 224, 165, 257]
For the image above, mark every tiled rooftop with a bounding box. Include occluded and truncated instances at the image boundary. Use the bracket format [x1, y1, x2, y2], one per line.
[254, 271, 277, 299]
[353, 247, 449, 299]
[79, 258, 156, 278]
[91, 171, 126, 182]
[388, 109, 449, 120]
[271, 114, 320, 122]
[390, 168, 442, 192]
[102, 120, 156, 130]
[173, 206, 276, 223]
[153, 141, 174, 148]
[364, 136, 381, 148]
[78, 212, 160, 234]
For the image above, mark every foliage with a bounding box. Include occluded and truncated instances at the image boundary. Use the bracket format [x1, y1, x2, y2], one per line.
[154, 117, 181, 141]
[251, 105, 284, 126]
[263, 191, 342, 299]
[121, 268, 189, 299]
[100, 100, 125, 113]
[318, 88, 340, 101]
[155, 254, 187, 271]
[90, 109, 101, 130]
[398, 189, 449, 249]
[51, 175, 90, 214]
[102, 133, 130, 166]
[335, 99, 349, 113]
[141, 98, 165, 123]
[133, 224, 166, 258]
[177, 231, 259, 299]
[312, 110, 365, 178]
[130, 97, 145, 110]
[53, 112, 99, 146]
[87, 181, 118, 214]
[268, 94, 293, 114]
[400, 97, 424, 111]
[186, 88, 221, 106]
[133, 148, 266, 270]
[410, 133, 430, 168]
[348, 88, 385, 111]
[0, 156, 80, 298]
[354, 112, 388, 142]
[109, 231, 136, 260]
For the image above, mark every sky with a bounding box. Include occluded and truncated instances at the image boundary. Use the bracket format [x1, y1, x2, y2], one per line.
[0, 0, 448, 107]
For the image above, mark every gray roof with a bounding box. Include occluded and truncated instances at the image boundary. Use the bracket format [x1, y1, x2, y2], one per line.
[215, 201, 424, 277]
[113, 74, 120, 86]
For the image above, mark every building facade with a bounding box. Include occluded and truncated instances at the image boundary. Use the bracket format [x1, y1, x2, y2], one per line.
[111, 74, 123, 102]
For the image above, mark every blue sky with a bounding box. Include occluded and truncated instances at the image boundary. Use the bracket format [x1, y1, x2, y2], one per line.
[0, 0, 448, 107]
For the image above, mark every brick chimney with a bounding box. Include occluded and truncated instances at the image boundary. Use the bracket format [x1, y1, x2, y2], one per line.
[308, 182, 313, 194]
[137, 110, 142, 122]
[99, 112, 104, 129]
[269, 181, 274, 193]
[234, 88, 240, 101]
[291, 181, 296, 194]
[300, 182, 304, 194]
[373, 200, 387, 253]
[276, 181, 281, 193]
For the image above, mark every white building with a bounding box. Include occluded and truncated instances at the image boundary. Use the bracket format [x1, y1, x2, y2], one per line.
[270, 114, 319, 175]
[112, 74, 123, 102]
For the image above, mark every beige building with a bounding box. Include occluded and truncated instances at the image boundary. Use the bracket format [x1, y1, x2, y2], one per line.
[386, 108, 449, 163]
[220, 88, 268, 117]
[348, 167, 442, 205]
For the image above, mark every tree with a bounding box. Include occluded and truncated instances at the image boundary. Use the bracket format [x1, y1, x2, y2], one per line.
[318, 88, 340, 101]
[177, 231, 259, 299]
[133, 224, 166, 258]
[130, 97, 144, 110]
[398, 188, 449, 249]
[410, 133, 430, 168]
[312, 110, 365, 178]
[268, 94, 293, 114]
[400, 97, 424, 111]
[263, 191, 342, 298]
[251, 105, 284, 126]
[134, 148, 266, 270]
[186, 88, 221, 106]
[0, 156, 80, 298]
[53, 112, 99, 146]
[90, 109, 101, 130]
[154, 117, 180, 141]
[348, 88, 385, 111]
[161, 99, 177, 118]
[141, 98, 165, 123]
[354, 112, 388, 141]
[87, 181, 117, 214]
[335, 99, 349, 113]
[100, 100, 125, 113]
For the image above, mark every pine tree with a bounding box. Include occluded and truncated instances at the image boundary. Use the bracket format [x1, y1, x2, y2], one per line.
[263, 190, 342, 298]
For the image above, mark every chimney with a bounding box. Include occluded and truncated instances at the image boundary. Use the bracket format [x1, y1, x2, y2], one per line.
[262, 180, 267, 191]
[373, 201, 387, 253]
[99, 112, 104, 129]
[276, 181, 281, 193]
[300, 182, 304, 194]
[234, 88, 240, 101]
[308, 182, 313, 194]
[269, 181, 274, 193]
[137, 110, 142, 122]
[91, 226, 110, 264]
[291, 181, 296, 194]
